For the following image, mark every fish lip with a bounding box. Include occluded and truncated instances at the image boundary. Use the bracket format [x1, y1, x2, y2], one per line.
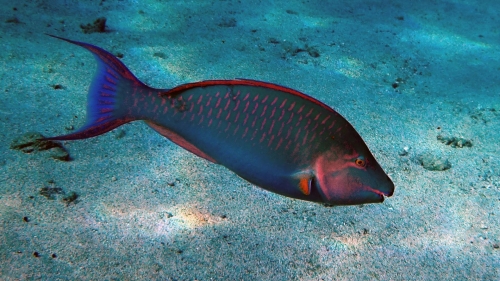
[385, 188, 394, 197]
[382, 183, 395, 197]
[366, 186, 392, 199]
[381, 190, 393, 198]
[378, 194, 385, 202]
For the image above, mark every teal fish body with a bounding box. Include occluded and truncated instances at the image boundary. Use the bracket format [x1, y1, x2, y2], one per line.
[44, 35, 394, 206]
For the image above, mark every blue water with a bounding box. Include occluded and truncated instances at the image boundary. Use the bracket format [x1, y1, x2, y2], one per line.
[0, 0, 499, 280]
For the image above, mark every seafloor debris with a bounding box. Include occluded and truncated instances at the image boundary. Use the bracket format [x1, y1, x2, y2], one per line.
[399, 146, 410, 156]
[39, 185, 78, 206]
[5, 17, 21, 24]
[281, 41, 320, 59]
[470, 107, 498, 124]
[80, 17, 106, 34]
[217, 17, 237, 27]
[10, 132, 69, 161]
[437, 134, 473, 148]
[417, 152, 451, 171]
[39, 186, 64, 200]
[62, 191, 78, 206]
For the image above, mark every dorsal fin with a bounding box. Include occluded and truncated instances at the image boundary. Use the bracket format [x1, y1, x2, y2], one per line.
[159, 79, 337, 114]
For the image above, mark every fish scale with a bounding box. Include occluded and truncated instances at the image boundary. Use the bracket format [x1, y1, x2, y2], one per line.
[42, 35, 394, 206]
[145, 85, 333, 167]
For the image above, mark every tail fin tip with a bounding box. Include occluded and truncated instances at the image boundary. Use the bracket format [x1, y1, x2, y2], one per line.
[45, 35, 143, 140]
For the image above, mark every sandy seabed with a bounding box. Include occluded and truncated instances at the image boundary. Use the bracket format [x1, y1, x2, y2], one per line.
[0, 0, 499, 280]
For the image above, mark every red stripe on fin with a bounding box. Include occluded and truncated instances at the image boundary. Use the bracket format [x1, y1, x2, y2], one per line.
[145, 121, 217, 164]
[160, 79, 337, 114]
[43, 35, 151, 141]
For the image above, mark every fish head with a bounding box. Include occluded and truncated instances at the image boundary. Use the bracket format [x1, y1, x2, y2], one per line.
[313, 139, 394, 205]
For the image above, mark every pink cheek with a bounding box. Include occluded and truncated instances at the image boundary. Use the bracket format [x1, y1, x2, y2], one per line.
[317, 169, 354, 201]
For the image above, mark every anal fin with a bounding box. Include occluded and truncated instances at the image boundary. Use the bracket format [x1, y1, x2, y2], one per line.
[146, 121, 217, 164]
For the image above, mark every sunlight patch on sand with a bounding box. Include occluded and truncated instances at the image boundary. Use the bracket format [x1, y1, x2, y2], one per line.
[402, 28, 491, 58]
[98, 202, 223, 239]
[334, 56, 365, 79]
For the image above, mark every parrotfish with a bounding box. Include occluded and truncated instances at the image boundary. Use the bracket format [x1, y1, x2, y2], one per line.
[44, 35, 394, 206]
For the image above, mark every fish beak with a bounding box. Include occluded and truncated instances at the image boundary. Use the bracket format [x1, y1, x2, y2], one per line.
[377, 174, 395, 197]
[365, 174, 395, 203]
[314, 169, 395, 206]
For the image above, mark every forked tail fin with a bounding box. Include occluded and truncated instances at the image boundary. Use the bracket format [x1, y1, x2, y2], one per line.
[44, 35, 147, 141]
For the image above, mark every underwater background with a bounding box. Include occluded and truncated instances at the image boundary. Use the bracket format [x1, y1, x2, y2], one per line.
[1, 0, 499, 280]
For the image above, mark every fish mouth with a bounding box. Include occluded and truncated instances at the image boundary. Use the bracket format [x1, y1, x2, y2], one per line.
[368, 187, 389, 197]
[385, 188, 394, 197]
[376, 191, 385, 202]
[369, 177, 395, 199]
[366, 186, 393, 202]
[379, 188, 394, 197]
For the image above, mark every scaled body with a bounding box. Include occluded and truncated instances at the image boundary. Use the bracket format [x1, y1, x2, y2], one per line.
[44, 35, 394, 206]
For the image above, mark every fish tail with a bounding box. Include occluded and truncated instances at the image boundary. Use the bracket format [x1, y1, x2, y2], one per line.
[44, 34, 148, 141]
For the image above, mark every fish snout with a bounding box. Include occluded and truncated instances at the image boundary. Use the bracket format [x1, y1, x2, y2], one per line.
[315, 168, 394, 206]
[359, 171, 395, 204]
[381, 174, 395, 197]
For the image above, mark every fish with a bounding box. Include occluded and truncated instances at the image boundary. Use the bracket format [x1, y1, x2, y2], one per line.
[43, 35, 394, 206]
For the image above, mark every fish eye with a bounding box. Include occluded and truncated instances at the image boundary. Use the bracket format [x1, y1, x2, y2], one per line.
[355, 157, 366, 167]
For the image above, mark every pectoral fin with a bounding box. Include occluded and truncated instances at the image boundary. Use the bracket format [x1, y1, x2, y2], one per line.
[298, 177, 311, 195]
[292, 170, 314, 196]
